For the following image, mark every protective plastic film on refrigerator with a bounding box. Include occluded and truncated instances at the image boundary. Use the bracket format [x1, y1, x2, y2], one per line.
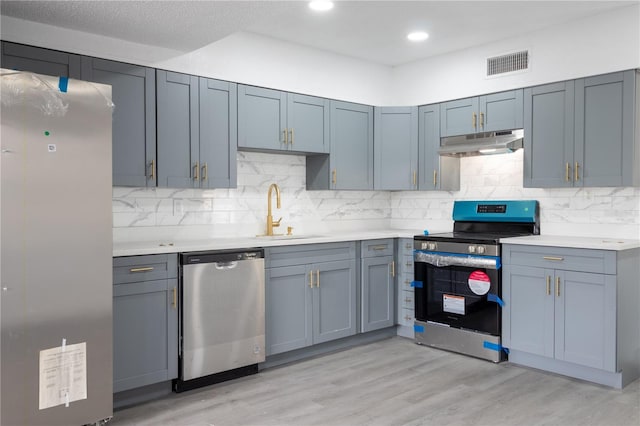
[1, 70, 114, 425]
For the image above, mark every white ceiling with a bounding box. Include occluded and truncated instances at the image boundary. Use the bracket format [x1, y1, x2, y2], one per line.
[1, 1, 636, 66]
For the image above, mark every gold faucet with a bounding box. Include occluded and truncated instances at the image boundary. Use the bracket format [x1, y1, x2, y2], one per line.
[266, 183, 282, 236]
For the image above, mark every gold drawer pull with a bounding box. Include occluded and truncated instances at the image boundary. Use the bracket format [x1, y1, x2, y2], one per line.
[479, 112, 484, 128]
[308, 270, 314, 288]
[372, 245, 388, 251]
[565, 162, 571, 182]
[130, 267, 154, 273]
[390, 261, 395, 277]
[202, 163, 208, 181]
[404, 297, 412, 303]
[283, 129, 289, 144]
[332, 169, 337, 185]
[556, 276, 561, 297]
[412, 170, 417, 187]
[543, 256, 564, 261]
[575, 162, 580, 181]
[316, 270, 320, 288]
[149, 159, 156, 180]
[546, 276, 551, 295]
[290, 128, 294, 145]
[193, 161, 199, 180]
[171, 287, 177, 309]
[472, 112, 477, 129]
[433, 170, 437, 187]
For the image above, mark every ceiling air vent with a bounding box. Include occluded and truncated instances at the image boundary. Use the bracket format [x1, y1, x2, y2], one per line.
[486, 50, 529, 76]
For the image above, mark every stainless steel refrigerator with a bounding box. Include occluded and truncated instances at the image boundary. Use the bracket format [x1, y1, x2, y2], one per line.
[1, 69, 113, 425]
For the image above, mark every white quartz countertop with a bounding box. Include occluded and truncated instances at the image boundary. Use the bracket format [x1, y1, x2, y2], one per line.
[113, 229, 427, 257]
[500, 235, 640, 251]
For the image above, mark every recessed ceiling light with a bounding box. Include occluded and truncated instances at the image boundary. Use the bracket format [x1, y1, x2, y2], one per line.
[407, 31, 429, 42]
[309, 1, 334, 12]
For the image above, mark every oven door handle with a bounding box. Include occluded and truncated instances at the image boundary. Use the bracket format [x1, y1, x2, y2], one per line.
[414, 251, 501, 270]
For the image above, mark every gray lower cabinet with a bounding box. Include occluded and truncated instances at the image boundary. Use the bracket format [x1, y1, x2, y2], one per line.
[238, 85, 329, 154]
[396, 238, 415, 334]
[1, 41, 81, 78]
[418, 104, 460, 191]
[502, 244, 640, 388]
[360, 239, 395, 332]
[374, 106, 419, 190]
[265, 243, 357, 356]
[112, 254, 178, 393]
[306, 100, 374, 190]
[81, 57, 156, 187]
[440, 90, 523, 137]
[525, 70, 638, 188]
[156, 70, 237, 189]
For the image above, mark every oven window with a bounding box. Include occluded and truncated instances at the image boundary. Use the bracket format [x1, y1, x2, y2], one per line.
[415, 262, 501, 336]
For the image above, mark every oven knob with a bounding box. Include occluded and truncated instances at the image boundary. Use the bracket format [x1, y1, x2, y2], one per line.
[476, 246, 485, 254]
[428, 242, 437, 251]
[468, 245, 476, 253]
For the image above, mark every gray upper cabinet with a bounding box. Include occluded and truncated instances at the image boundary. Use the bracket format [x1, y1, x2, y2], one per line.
[306, 100, 374, 190]
[1, 41, 81, 78]
[523, 81, 575, 188]
[418, 104, 459, 191]
[574, 70, 637, 187]
[238, 85, 329, 154]
[81, 57, 156, 187]
[525, 70, 638, 188]
[440, 89, 523, 137]
[157, 70, 237, 189]
[374, 106, 418, 190]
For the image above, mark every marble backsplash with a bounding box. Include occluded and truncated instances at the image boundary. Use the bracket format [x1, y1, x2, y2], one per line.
[113, 150, 640, 242]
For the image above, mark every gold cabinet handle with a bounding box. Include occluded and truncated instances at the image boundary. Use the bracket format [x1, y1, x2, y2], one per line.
[556, 276, 561, 297]
[332, 169, 337, 185]
[404, 315, 412, 321]
[316, 270, 320, 288]
[472, 112, 477, 129]
[130, 267, 154, 273]
[309, 270, 314, 288]
[433, 170, 437, 187]
[202, 163, 208, 181]
[405, 243, 412, 249]
[193, 161, 199, 180]
[543, 256, 564, 261]
[412, 170, 417, 187]
[480, 112, 484, 128]
[390, 261, 395, 277]
[565, 162, 571, 182]
[283, 129, 289, 145]
[574, 162, 580, 182]
[289, 128, 294, 145]
[372, 245, 388, 251]
[149, 159, 156, 181]
[546, 276, 551, 296]
[171, 287, 177, 309]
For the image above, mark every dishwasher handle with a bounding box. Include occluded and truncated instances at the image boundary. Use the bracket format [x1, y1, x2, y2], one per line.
[214, 261, 238, 270]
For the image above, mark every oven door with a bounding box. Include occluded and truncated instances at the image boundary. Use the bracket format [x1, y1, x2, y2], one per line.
[414, 251, 501, 336]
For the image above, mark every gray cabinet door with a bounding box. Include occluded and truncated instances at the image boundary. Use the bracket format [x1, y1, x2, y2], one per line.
[265, 265, 313, 355]
[479, 89, 523, 132]
[330, 100, 374, 190]
[237, 85, 287, 151]
[287, 93, 330, 154]
[374, 106, 418, 190]
[312, 259, 357, 344]
[199, 78, 238, 189]
[418, 104, 460, 191]
[575, 70, 635, 187]
[81, 57, 156, 187]
[503, 265, 554, 358]
[156, 70, 199, 188]
[361, 256, 394, 332]
[554, 270, 616, 371]
[113, 278, 178, 393]
[440, 97, 479, 137]
[523, 81, 575, 188]
[1, 41, 81, 78]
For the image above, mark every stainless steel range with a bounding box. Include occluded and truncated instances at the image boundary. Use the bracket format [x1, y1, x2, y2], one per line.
[413, 200, 539, 362]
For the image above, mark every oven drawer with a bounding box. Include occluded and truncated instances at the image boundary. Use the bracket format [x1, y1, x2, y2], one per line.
[502, 245, 616, 274]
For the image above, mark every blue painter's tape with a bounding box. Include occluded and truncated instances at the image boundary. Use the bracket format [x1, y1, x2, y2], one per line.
[423, 229, 429, 235]
[483, 341, 510, 354]
[414, 324, 425, 333]
[58, 76, 68, 93]
[487, 293, 505, 307]
[411, 280, 423, 288]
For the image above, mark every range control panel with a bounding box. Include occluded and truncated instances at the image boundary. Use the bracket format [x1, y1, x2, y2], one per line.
[477, 204, 506, 214]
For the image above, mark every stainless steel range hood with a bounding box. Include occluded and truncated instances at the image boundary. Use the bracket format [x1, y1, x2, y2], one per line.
[439, 129, 523, 157]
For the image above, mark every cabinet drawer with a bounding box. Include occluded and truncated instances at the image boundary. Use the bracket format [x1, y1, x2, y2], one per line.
[398, 307, 415, 326]
[113, 254, 178, 284]
[401, 291, 414, 308]
[361, 239, 394, 258]
[400, 276, 414, 291]
[266, 242, 356, 268]
[503, 245, 616, 274]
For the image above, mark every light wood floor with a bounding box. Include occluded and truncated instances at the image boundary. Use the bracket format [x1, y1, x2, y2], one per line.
[111, 337, 640, 426]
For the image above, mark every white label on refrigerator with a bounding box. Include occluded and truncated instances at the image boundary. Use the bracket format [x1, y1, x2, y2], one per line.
[443, 294, 465, 315]
[39, 342, 87, 410]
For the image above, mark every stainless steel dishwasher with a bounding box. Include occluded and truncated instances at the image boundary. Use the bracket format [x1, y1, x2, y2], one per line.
[174, 249, 265, 392]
